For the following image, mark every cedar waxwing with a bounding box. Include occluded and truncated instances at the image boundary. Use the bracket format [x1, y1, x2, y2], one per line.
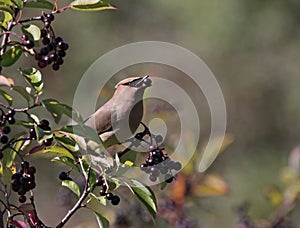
[84, 75, 152, 147]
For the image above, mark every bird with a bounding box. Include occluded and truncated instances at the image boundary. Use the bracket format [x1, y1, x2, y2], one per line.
[84, 75, 152, 148]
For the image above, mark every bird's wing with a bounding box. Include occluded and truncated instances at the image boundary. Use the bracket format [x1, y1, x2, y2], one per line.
[84, 101, 113, 135]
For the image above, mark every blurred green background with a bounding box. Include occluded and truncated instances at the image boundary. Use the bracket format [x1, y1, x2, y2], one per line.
[14, 0, 300, 227]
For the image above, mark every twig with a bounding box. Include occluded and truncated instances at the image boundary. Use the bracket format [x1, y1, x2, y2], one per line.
[56, 164, 91, 228]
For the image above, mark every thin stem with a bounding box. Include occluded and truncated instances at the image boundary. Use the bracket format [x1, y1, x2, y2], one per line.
[17, 16, 43, 24]
[56, 164, 91, 228]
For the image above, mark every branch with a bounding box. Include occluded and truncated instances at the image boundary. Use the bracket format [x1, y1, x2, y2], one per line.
[56, 165, 91, 228]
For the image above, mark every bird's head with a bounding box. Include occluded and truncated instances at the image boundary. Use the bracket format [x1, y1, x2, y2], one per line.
[115, 75, 152, 90]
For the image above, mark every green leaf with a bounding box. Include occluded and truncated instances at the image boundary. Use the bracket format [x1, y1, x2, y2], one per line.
[0, 5, 14, 15]
[0, 11, 12, 29]
[0, 89, 12, 105]
[3, 167, 12, 186]
[2, 148, 15, 168]
[88, 193, 106, 207]
[128, 179, 157, 221]
[25, 0, 53, 9]
[94, 212, 109, 228]
[51, 156, 80, 172]
[60, 124, 101, 144]
[55, 132, 80, 153]
[80, 158, 98, 189]
[43, 145, 75, 159]
[35, 126, 53, 143]
[21, 24, 40, 41]
[13, 86, 32, 102]
[0, 46, 22, 67]
[11, 0, 23, 8]
[70, 0, 116, 11]
[62, 180, 80, 197]
[0, 0, 16, 7]
[41, 99, 83, 124]
[19, 67, 43, 92]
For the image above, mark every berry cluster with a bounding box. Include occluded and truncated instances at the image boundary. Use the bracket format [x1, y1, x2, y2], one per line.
[11, 161, 37, 203]
[0, 109, 16, 126]
[140, 146, 182, 183]
[29, 119, 53, 146]
[96, 176, 120, 206]
[20, 12, 69, 71]
[35, 27, 69, 71]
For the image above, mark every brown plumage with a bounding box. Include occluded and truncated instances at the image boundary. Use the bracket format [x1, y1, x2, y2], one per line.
[84, 76, 152, 147]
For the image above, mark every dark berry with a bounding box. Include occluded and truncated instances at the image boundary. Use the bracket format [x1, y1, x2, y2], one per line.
[150, 167, 159, 176]
[44, 21, 50, 28]
[56, 57, 64, 65]
[35, 53, 43, 61]
[42, 37, 50, 45]
[159, 166, 168, 174]
[155, 135, 163, 143]
[106, 192, 113, 200]
[12, 179, 20, 191]
[21, 34, 29, 41]
[28, 181, 36, 190]
[44, 56, 52, 64]
[2, 126, 10, 134]
[50, 53, 58, 61]
[29, 128, 36, 140]
[52, 63, 59, 71]
[12, 173, 22, 180]
[25, 40, 34, 49]
[39, 119, 49, 129]
[7, 110, 15, 117]
[58, 50, 66, 57]
[59, 171, 68, 181]
[18, 187, 26, 196]
[21, 160, 29, 169]
[40, 47, 49, 56]
[27, 174, 35, 182]
[40, 29, 47, 38]
[165, 174, 174, 183]
[55, 37, 63, 44]
[149, 175, 157, 182]
[0, 135, 8, 144]
[172, 162, 182, 171]
[95, 176, 104, 186]
[58, 41, 68, 50]
[7, 116, 15, 124]
[17, 168, 24, 174]
[19, 195, 26, 203]
[38, 60, 47, 68]
[47, 42, 54, 51]
[140, 163, 148, 171]
[43, 138, 53, 146]
[46, 13, 55, 21]
[28, 166, 36, 175]
[111, 195, 120, 205]
[99, 189, 106, 196]
[152, 149, 163, 158]
[146, 157, 154, 166]
[0, 151, 3, 159]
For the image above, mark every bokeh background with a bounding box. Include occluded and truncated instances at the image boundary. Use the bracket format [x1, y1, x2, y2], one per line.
[11, 0, 300, 227]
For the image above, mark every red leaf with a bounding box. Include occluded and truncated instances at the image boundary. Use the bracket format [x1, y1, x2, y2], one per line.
[10, 220, 29, 228]
[27, 144, 44, 155]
